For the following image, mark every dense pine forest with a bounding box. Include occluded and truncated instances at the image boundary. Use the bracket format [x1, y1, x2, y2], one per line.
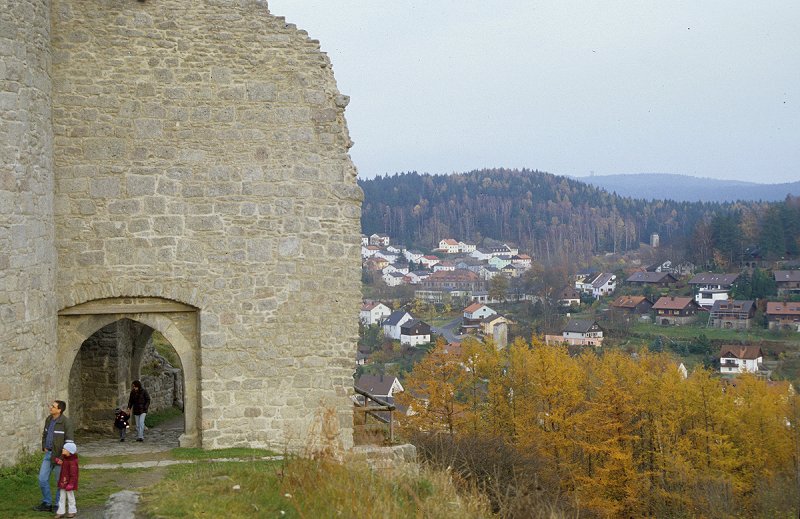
[359, 169, 800, 266]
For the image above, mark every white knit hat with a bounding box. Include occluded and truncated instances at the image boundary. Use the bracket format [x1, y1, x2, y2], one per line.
[64, 441, 77, 454]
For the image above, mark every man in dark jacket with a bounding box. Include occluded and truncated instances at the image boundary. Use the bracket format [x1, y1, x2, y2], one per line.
[126, 380, 151, 442]
[33, 400, 74, 512]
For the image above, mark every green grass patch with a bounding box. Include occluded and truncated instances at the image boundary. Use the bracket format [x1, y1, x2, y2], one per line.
[170, 447, 278, 460]
[144, 405, 183, 428]
[152, 330, 181, 368]
[140, 456, 487, 519]
[140, 460, 289, 518]
[0, 452, 129, 518]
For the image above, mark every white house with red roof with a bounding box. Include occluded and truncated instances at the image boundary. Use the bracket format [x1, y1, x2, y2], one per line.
[719, 345, 764, 374]
[438, 238, 461, 253]
[463, 303, 497, 321]
[360, 302, 392, 326]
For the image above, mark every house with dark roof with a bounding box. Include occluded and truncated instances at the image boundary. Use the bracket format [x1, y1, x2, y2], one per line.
[708, 300, 755, 330]
[610, 295, 653, 315]
[400, 319, 431, 346]
[766, 301, 800, 331]
[545, 319, 604, 347]
[652, 296, 702, 326]
[558, 286, 581, 307]
[719, 345, 764, 375]
[576, 272, 617, 299]
[382, 310, 413, 340]
[774, 270, 800, 298]
[355, 374, 404, 403]
[625, 271, 679, 287]
[688, 273, 739, 309]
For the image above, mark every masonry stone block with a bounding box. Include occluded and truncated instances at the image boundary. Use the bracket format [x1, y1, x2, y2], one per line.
[1, 0, 361, 465]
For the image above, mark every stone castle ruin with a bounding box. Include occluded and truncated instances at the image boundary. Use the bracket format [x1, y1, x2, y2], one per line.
[0, 0, 362, 466]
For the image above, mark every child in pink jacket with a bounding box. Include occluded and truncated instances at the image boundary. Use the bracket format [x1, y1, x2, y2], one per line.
[55, 440, 79, 518]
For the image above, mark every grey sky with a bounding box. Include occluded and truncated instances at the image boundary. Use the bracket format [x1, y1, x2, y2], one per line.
[268, 1, 800, 183]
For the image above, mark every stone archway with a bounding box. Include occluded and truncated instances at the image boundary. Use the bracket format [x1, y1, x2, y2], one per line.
[57, 297, 200, 447]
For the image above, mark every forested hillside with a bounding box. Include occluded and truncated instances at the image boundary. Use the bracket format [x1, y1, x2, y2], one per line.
[360, 169, 800, 266]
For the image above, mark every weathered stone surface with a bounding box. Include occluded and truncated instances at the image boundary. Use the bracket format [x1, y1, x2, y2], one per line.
[0, 0, 362, 466]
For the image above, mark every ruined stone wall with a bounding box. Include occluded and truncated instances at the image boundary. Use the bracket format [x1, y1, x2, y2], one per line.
[0, 0, 57, 466]
[68, 320, 136, 431]
[51, 0, 362, 450]
[140, 343, 184, 413]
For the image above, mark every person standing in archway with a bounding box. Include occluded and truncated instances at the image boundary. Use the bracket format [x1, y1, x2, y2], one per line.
[33, 400, 73, 512]
[126, 380, 150, 442]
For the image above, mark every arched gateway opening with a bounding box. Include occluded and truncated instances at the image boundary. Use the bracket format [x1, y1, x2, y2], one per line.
[57, 297, 200, 447]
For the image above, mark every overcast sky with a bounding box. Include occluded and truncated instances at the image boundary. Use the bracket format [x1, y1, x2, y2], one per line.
[268, 1, 800, 183]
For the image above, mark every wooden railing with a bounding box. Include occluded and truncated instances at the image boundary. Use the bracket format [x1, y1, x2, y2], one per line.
[353, 386, 396, 444]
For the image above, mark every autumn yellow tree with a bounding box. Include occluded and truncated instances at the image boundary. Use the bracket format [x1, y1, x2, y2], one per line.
[396, 337, 469, 436]
[508, 337, 585, 492]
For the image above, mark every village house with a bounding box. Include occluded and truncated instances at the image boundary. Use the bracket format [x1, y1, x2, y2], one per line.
[403, 249, 425, 264]
[361, 244, 382, 259]
[652, 296, 702, 325]
[382, 271, 406, 287]
[470, 248, 493, 261]
[481, 314, 509, 348]
[382, 310, 414, 339]
[576, 272, 617, 299]
[438, 238, 461, 254]
[373, 250, 399, 263]
[400, 319, 432, 346]
[545, 319, 604, 347]
[688, 273, 739, 309]
[774, 270, 800, 298]
[463, 302, 497, 321]
[355, 374, 404, 404]
[403, 271, 430, 285]
[610, 295, 653, 315]
[455, 259, 484, 273]
[511, 254, 533, 269]
[461, 303, 497, 333]
[501, 264, 523, 278]
[765, 301, 800, 331]
[625, 271, 679, 287]
[369, 233, 391, 247]
[488, 256, 512, 270]
[708, 300, 756, 330]
[382, 264, 409, 276]
[364, 256, 389, 271]
[719, 345, 764, 375]
[479, 265, 502, 280]
[433, 260, 458, 272]
[360, 301, 392, 326]
[488, 244, 519, 258]
[419, 255, 441, 268]
[435, 239, 475, 254]
[558, 286, 582, 306]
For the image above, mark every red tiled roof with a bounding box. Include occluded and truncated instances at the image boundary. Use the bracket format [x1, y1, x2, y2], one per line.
[611, 295, 648, 308]
[719, 345, 763, 360]
[766, 302, 800, 315]
[464, 302, 484, 313]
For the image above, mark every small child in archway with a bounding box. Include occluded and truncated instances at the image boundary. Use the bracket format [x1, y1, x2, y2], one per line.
[114, 408, 130, 442]
[54, 440, 79, 518]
